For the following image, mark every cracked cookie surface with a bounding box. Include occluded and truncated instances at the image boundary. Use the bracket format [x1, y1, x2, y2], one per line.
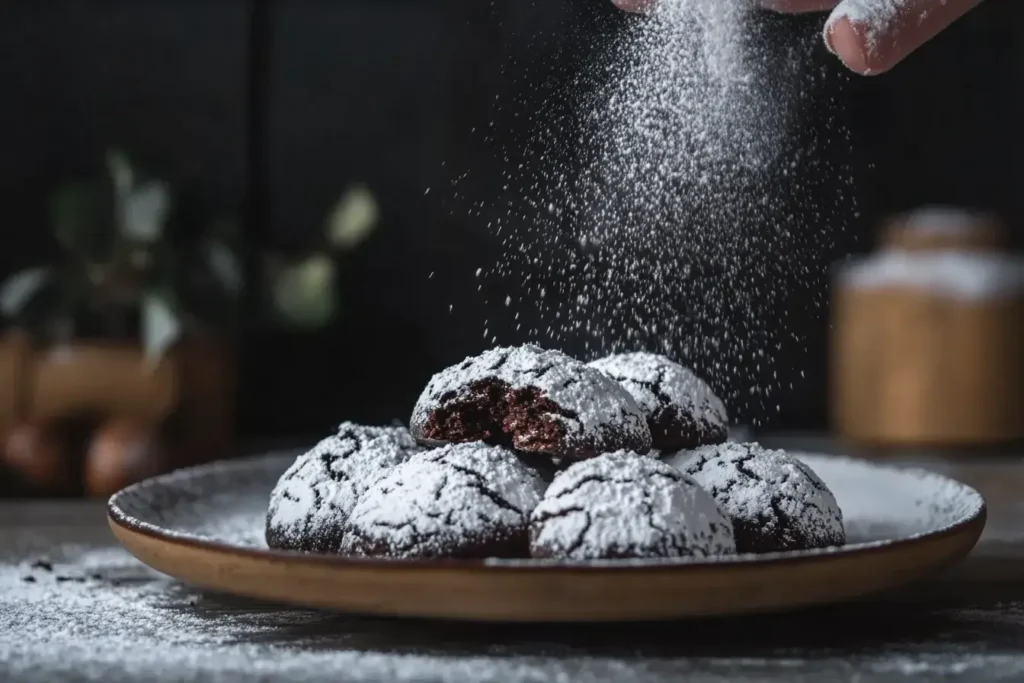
[589, 352, 728, 451]
[410, 345, 652, 461]
[667, 443, 845, 554]
[529, 451, 736, 560]
[266, 422, 423, 553]
[340, 442, 547, 559]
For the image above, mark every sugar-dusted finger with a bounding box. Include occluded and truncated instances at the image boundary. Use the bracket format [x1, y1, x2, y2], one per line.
[621, 0, 838, 13]
[824, 0, 984, 75]
[611, 0, 656, 12]
[757, 0, 840, 13]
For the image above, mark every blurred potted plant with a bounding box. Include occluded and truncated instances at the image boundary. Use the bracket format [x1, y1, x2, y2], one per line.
[0, 150, 382, 496]
[0, 151, 240, 496]
[2, 150, 242, 352]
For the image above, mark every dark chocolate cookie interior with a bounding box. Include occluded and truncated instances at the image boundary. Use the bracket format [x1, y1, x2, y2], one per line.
[417, 378, 576, 455]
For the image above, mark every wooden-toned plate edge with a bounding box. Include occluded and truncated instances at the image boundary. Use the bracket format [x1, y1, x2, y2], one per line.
[108, 510, 986, 621]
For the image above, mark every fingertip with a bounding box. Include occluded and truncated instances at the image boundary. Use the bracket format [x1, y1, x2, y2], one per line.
[823, 15, 894, 76]
[758, 0, 839, 13]
[612, 0, 655, 13]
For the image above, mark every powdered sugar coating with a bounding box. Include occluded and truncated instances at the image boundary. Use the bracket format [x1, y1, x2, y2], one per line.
[529, 451, 736, 560]
[341, 442, 547, 559]
[668, 443, 845, 553]
[265, 423, 423, 552]
[825, 0, 908, 59]
[410, 345, 652, 458]
[589, 352, 728, 450]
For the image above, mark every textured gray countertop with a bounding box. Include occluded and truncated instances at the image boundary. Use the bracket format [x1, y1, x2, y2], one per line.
[2, 438, 1024, 683]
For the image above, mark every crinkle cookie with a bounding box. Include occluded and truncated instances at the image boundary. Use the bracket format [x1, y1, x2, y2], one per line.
[667, 442, 845, 554]
[590, 352, 728, 451]
[340, 442, 547, 559]
[265, 422, 422, 552]
[529, 451, 736, 560]
[411, 345, 652, 461]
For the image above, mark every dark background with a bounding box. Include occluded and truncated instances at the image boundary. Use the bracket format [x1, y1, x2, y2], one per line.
[1, 0, 1020, 444]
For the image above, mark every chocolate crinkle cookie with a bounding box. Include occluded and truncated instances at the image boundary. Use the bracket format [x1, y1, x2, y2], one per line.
[529, 451, 736, 560]
[589, 352, 728, 451]
[668, 443, 845, 554]
[266, 422, 423, 553]
[410, 345, 652, 461]
[340, 442, 547, 559]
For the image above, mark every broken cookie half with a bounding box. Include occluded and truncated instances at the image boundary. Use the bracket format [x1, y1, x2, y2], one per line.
[410, 345, 653, 461]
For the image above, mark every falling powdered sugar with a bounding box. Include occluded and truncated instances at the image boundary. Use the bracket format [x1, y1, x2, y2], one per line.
[471, 0, 851, 426]
[529, 451, 736, 560]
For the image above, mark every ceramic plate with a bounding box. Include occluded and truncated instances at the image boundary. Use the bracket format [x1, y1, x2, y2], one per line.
[108, 451, 986, 622]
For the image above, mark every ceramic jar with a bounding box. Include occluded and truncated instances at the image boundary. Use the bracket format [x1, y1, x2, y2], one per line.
[831, 208, 1024, 447]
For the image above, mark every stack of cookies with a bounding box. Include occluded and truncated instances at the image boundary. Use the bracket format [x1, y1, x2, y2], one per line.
[266, 345, 845, 561]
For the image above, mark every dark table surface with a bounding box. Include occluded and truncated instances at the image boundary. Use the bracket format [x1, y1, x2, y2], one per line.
[2, 435, 1024, 683]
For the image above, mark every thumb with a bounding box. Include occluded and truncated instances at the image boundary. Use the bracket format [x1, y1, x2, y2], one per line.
[824, 0, 984, 75]
[612, 0, 656, 12]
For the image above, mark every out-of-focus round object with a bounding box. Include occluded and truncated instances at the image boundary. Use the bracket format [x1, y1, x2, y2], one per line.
[85, 419, 168, 497]
[880, 207, 1006, 253]
[2, 423, 75, 493]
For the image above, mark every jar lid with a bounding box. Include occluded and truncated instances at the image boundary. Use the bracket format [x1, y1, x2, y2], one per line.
[880, 206, 1006, 252]
[837, 251, 1024, 300]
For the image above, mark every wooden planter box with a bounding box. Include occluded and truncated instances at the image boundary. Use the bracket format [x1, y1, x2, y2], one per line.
[0, 334, 234, 470]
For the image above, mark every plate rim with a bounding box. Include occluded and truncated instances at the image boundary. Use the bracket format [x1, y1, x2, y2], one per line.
[107, 450, 988, 573]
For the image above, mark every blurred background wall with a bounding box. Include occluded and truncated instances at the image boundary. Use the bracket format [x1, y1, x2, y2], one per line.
[0, 0, 1020, 453]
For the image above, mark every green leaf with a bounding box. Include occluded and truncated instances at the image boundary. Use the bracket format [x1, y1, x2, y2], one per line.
[271, 254, 337, 329]
[106, 149, 135, 197]
[326, 184, 380, 251]
[141, 293, 182, 364]
[2, 270, 71, 342]
[204, 240, 243, 295]
[0, 267, 53, 318]
[119, 180, 171, 243]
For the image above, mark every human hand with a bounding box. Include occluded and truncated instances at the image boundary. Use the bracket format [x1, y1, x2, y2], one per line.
[612, 0, 985, 76]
